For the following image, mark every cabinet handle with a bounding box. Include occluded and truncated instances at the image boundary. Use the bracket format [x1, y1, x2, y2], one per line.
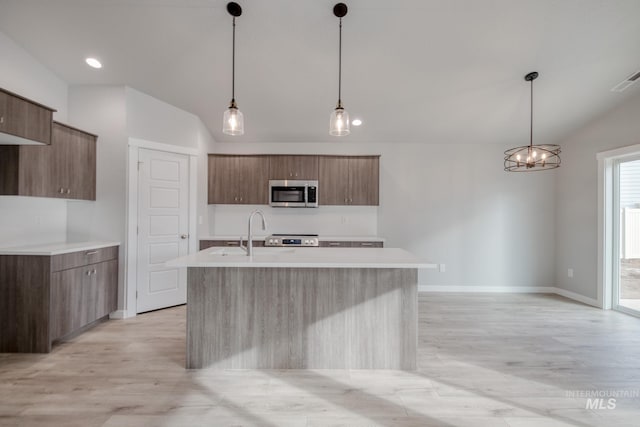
[344, 198, 348, 203]
[239, 197, 243, 202]
[359, 242, 374, 247]
[329, 242, 341, 246]
[86, 270, 91, 276]
[0, 116, 4, 124]
[180, 234, 188, 240]
[85, 251, 98, 256]
[93, 269, 97, 275]
[289, 173, 293, 177]
[59, 188, 65, 194]
[66, 189, 71, 194]
[225, 241, 239, 246]
[350, 198, 353, 203]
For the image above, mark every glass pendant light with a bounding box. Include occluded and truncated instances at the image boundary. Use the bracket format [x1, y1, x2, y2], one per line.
[504, 72, 561, 171]
[223, 2, 244, 136]
[329, 3, 350, 137]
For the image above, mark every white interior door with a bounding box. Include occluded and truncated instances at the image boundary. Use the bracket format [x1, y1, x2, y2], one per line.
[136, 148, 189, 313]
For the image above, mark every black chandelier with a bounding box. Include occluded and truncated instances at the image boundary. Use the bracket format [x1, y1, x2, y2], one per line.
[504, 72, 561, 172]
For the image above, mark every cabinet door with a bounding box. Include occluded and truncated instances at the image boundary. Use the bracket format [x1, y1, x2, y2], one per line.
[236, 156, 269, 204]
[17, 144, 53, 197]
[23, 101, 52, 145]
[50, 123, 73, 198]
[2, 92, 28, 139]
[90, 260, 118, 321]
[208, 155, 238, 204]
[0, 91, 7, 133]
[269, 155, 318, 180]
[348, 156, 379, 206]
[0, 91, 52, 145]
[318, 156, 350, 205]
[69, 129, 97, 201]
[50, 267, 86, 340]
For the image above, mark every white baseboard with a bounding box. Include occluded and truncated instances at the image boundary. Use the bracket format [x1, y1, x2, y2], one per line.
[419, 285, 600, 307]
[109, 310, 135, 319]
[553, 287, 600, 307]
[419, 285, 556, 293]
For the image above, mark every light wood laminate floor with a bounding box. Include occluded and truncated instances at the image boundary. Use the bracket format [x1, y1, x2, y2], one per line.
[1, 293, 640, 426]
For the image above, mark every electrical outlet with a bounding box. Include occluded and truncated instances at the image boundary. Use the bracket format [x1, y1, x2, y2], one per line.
[439, 264, 446, 273]
[568, 268, 574, 278]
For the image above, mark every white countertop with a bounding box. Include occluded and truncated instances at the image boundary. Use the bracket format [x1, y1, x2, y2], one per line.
[0, 241, 120, 256]
[167, 247, 435, 269]
[199, 235, 385, 242]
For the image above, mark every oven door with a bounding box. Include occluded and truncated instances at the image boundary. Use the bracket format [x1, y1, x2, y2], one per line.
[269, 181, 307, 207]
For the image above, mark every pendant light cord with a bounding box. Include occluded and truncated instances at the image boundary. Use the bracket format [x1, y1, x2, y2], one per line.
[338, 17, 342, 107]
[232, 16, 236, 103]
[529, 77, 533, 149]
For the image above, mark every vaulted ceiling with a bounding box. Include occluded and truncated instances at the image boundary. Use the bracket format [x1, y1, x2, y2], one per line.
[1, 0, 639, 144]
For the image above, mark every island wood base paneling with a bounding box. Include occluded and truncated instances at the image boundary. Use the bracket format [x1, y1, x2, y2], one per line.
[187, 267, 417, 370]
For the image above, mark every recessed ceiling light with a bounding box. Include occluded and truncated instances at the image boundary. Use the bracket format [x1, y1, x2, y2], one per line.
[85, 57, 102, 69]
[352, 119, 362, 126]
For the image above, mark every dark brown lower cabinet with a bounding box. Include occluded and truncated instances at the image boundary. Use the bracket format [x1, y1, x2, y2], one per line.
[0, 246, 118, 353]
[50, 259, 117, 341]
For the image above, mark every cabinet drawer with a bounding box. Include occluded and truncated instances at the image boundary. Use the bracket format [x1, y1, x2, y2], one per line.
[319, 241, 352, 248]
[351, 241, 383, 248]
[51, 246, 119, 272]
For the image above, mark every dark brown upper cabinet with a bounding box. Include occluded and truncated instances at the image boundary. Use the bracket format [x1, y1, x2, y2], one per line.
[207, 154, 379, 206]
[208, 154, 269, 205]
[0, 88, 55, 145]
[50, 122, 97, 201]
[318, 156, 380, 206]
[269, 155, 319, 180]
[0, 121, 97, 200]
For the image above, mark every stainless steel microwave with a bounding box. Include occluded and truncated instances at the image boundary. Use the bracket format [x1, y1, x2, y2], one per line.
[269, 180, 318, 208]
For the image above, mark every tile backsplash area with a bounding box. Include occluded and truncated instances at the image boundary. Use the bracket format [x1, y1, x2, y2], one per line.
[0, 197, 67, 247]
[209, 205, 378, 238]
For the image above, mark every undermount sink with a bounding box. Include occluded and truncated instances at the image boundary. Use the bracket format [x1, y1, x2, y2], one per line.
[208, 247, 295, 257]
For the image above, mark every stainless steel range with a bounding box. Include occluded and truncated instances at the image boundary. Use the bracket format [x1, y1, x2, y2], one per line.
[265, 234, 319, 247]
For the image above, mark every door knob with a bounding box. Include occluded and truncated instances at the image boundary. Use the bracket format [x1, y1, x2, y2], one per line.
[180, 234, 189, 239]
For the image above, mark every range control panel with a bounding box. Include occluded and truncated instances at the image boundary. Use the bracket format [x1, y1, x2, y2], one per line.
[265, 234, 319, 247]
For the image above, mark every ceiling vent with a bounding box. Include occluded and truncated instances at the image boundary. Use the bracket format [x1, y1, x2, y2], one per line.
[611, 70, 640, 92]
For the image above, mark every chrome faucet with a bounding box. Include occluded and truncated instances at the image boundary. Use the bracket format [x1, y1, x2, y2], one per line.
[242, 210, 267, 256]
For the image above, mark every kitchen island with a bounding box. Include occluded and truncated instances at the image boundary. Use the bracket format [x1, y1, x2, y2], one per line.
[168, 247, 435, 370]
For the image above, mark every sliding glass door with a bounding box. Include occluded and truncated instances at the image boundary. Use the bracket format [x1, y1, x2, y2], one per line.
[614, 157, 640, 316]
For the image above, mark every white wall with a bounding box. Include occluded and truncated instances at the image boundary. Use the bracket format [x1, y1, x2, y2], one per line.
[0, 31, 68, 122]
[0, 31, 69, 247]
[67, 85, 214, 312]
[556, 93, 640, 299]
[213, 141, 557, 289]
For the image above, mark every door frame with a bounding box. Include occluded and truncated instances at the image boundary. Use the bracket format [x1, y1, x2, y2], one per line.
[123, 138, 198, 318]
[597, 143, 640, 311]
